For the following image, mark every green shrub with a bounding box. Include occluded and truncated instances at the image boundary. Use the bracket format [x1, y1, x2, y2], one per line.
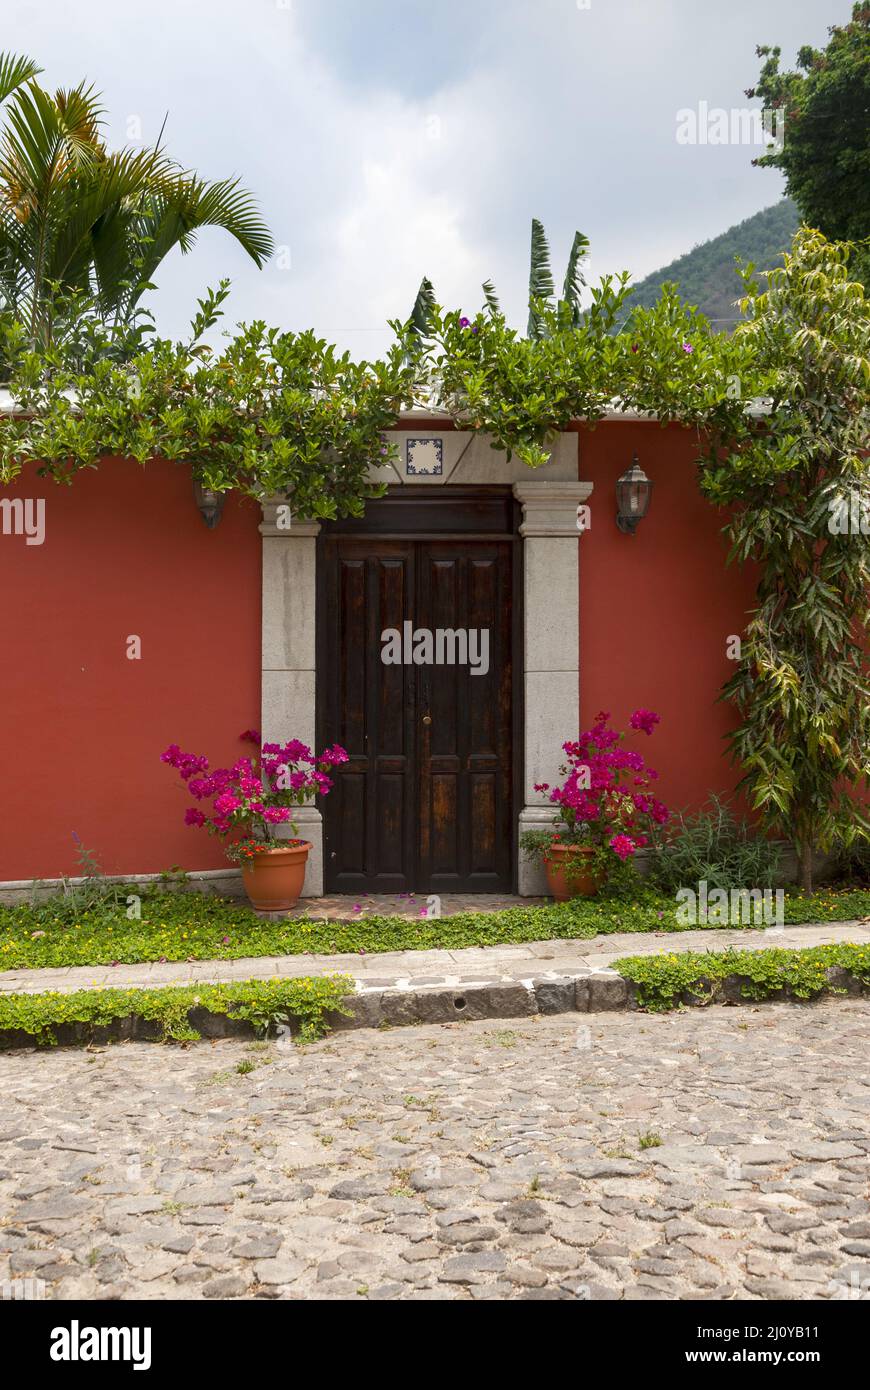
[614, 942, 870, 1012]
[0, 975, 353, 1047]
[834, 839, 870, 887]
[648, 795, 782, 893]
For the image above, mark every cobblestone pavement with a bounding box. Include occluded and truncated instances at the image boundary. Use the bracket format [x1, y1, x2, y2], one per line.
[1, 1000, 869, 1301]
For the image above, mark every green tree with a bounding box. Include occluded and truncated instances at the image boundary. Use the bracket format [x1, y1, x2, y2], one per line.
[749, 4, 870, 280]
[0, 282, 414, 519]
[698, 229, 870, 892]
[0, 52, 273, 346]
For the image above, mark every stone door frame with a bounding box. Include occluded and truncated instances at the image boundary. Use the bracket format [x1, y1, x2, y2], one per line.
[260, 426, 593, 896]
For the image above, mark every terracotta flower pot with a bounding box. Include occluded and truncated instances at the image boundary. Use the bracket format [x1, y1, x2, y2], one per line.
[238, 841, 312, 911]
[544, 843, 603, 901]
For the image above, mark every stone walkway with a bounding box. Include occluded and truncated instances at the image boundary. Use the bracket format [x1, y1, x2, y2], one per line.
[1, 920, 867, 998]
[1, 1001, 868, 1300]
[281, 893, 547, 921]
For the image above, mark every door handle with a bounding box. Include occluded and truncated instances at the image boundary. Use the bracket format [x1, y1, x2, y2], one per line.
[422, 713, 432, 726]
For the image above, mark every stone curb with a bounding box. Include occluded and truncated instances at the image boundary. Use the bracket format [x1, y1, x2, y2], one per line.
[1, 968, 867, 1049]
[347, 971, 633, 1028]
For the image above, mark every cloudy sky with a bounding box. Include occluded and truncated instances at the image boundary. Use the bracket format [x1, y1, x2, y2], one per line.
[6, 0, 843, 355]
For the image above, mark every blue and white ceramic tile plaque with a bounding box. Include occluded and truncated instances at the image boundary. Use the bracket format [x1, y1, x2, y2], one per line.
[405, 437, 443, 476]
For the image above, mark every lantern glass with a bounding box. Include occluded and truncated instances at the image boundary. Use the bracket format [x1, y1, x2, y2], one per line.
[616, 455, 652, 534]
[193, 477, 227, 529]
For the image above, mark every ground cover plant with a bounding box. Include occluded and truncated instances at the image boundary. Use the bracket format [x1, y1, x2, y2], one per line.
[615, 941, 870, 1012]
[0, 974, 353, 1047]
[1, 883, 868, 972]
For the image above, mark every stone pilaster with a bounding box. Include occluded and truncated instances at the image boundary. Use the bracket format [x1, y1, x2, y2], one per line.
[513, 481, 593, 895]
[260, 503, 323, 895]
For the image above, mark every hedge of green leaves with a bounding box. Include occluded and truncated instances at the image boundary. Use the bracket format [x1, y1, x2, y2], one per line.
[614, 942, 870, 1012]
[0, 974, 353, 1047]
[2, 886, 868, 971]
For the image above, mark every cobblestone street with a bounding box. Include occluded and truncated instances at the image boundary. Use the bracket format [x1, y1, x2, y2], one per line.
[2, 1000, 869, 1301]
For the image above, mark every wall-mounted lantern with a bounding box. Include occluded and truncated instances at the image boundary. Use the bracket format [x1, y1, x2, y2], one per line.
[193, 478, 227, 529]
[616, 454, 652, 535]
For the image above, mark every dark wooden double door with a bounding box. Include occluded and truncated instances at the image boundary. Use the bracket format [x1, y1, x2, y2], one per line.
[318, 490, 518, 894]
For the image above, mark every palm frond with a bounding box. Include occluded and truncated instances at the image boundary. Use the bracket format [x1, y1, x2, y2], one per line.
[0, 53, 42, 107]
[409, 275, 436, 338]
[144, 172, 274, 267]
[51, 83, 106, 160]
[481, 278, 500, 315]
[47, 148, 169, 299]
[0, 68, 274, 334]
[561, 230, 589, 327]
[527, 216, 554, 337]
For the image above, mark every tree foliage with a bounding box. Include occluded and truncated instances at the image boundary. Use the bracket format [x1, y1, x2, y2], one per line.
[0, 282, 412, 518]
[408, 218, 590, 346]
[749, 3, 870, 282]
[699, 229, 870, 890]
[0, 51, 273, 349]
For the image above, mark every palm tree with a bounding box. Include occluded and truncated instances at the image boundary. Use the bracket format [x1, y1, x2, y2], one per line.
[408, 218, 590, 343]
[0, 52, 273, 344]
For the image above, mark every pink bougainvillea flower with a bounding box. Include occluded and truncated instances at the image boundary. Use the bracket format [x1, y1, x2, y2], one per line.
[281, 739, 312, 762]
[319, 745, 350, 766]
[532, 711, 668, 865]
[629, 708, 660, 736]
[163, 733, 346, 852]
[609, 833, 637, 861]
[682, 341, 693, 353]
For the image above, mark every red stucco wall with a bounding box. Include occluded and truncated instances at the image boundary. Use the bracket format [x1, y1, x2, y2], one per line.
[575, 421, 757, 817]
[0, 458, 262, 880]
[0, 428, 757, 882]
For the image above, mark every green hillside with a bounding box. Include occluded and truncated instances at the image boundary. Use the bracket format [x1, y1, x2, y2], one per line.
[622, 199, 801, 328]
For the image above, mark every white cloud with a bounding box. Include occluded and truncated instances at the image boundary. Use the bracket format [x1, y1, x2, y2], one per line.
[7, 0, 831, 355]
